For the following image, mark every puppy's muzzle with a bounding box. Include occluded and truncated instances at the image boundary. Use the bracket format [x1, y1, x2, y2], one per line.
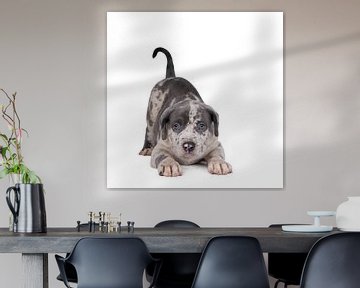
[183, 141, 196, 154]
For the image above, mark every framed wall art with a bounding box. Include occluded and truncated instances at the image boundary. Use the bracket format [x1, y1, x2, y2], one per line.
[107, 12, 283, 188]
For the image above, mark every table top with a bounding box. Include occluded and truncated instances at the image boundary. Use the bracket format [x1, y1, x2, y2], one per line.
[0, 227, 340, 254]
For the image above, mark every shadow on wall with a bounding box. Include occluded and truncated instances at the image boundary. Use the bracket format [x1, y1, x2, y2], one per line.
[285, 31, 360, 203]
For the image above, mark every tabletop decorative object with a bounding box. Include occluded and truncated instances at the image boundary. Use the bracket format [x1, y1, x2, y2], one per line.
[336, 196, 360, 231]
[282, 211, 336, 232]
[0, 88, 46, 233]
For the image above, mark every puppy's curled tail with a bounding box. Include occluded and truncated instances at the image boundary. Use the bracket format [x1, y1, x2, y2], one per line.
[153, 47, 176, 78]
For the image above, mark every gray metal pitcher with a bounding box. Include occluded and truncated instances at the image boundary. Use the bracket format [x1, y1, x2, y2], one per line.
[6, 183, 47, 233]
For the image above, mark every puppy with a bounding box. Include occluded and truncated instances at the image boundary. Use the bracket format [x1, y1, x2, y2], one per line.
[139, 47, 232, 177]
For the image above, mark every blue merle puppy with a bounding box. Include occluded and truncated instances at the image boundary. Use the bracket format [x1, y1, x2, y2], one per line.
[139, 47, 232, 177]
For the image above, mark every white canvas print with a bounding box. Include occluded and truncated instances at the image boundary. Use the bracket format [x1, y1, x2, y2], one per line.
[107, 12, 283, 188]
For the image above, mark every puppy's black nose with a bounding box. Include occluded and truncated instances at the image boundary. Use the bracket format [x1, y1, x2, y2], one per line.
[183, 141, 195, 153]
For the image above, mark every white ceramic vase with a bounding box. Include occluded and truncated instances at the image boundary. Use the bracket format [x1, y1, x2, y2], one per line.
[9, 173, 22, 185]
[336, 196, 360, 231]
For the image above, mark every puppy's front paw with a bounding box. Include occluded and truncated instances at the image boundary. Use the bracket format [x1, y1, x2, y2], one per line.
[139, 147, 153, 156]
[158, 158, 182, 177]
[208, 159, 232, 175]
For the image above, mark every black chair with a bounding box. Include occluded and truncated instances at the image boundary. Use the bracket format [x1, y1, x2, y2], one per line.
[191, 236, 270, 288]
[147, 220, 201, 288]
[56, 223, 99, 284]
[56, 262, 77, 284]
[268, 224, 308, 288]
[300, 232, 360, 288]
[55, 237, 160, 288]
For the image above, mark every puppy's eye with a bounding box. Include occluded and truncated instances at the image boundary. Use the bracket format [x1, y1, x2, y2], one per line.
[172, 122, 182, 132]
[196, 121, 207, 131]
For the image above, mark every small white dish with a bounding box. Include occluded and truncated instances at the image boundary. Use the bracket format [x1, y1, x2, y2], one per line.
[307, 211, 336, 217]
[282, 210, 336, 232]
[282, 225, 333, 233]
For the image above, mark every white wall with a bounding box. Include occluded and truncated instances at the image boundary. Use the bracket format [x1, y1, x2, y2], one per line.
[0, 0, 359, 287]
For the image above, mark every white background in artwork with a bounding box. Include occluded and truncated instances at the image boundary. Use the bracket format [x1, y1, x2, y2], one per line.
[107, 12, 283, 188]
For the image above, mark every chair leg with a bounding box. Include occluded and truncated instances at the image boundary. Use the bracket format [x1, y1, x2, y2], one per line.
[274, 279, 288, 288]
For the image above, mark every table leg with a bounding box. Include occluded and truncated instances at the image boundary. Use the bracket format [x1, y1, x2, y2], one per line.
[22, 253, 48, 288]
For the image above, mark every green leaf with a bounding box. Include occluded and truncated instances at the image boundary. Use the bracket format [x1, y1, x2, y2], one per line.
[0, 133, 8, 142]
[17, 164, 41, 184]
[0, 168, 9, 179]
[1, 146, 8, 157]
[28, 170, 41, 184]
[21, 128, 29, 137]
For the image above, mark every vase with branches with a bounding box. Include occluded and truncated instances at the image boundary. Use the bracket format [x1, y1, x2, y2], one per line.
[0, 88, 41, 184]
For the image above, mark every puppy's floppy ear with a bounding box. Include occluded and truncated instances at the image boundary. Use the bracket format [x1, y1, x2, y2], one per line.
[159, 107, 174, 140]
[206, 105, 219, 137]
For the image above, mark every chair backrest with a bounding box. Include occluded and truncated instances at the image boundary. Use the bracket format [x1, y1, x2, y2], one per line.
[66, 237, 154, 288]
[191, 236, 270, 288]
[155, 219, 200, 228]
[268, 224, 308, 285]
[300, 232, 360, 288]
[150, 220, 201, 287]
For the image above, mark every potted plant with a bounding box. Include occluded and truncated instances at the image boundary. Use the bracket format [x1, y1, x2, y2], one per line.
[1, 88, 46, 233]
[0, 88, 41, 183]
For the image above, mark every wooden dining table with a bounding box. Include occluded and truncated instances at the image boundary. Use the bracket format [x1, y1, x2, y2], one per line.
[0, 226, 339, 288]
